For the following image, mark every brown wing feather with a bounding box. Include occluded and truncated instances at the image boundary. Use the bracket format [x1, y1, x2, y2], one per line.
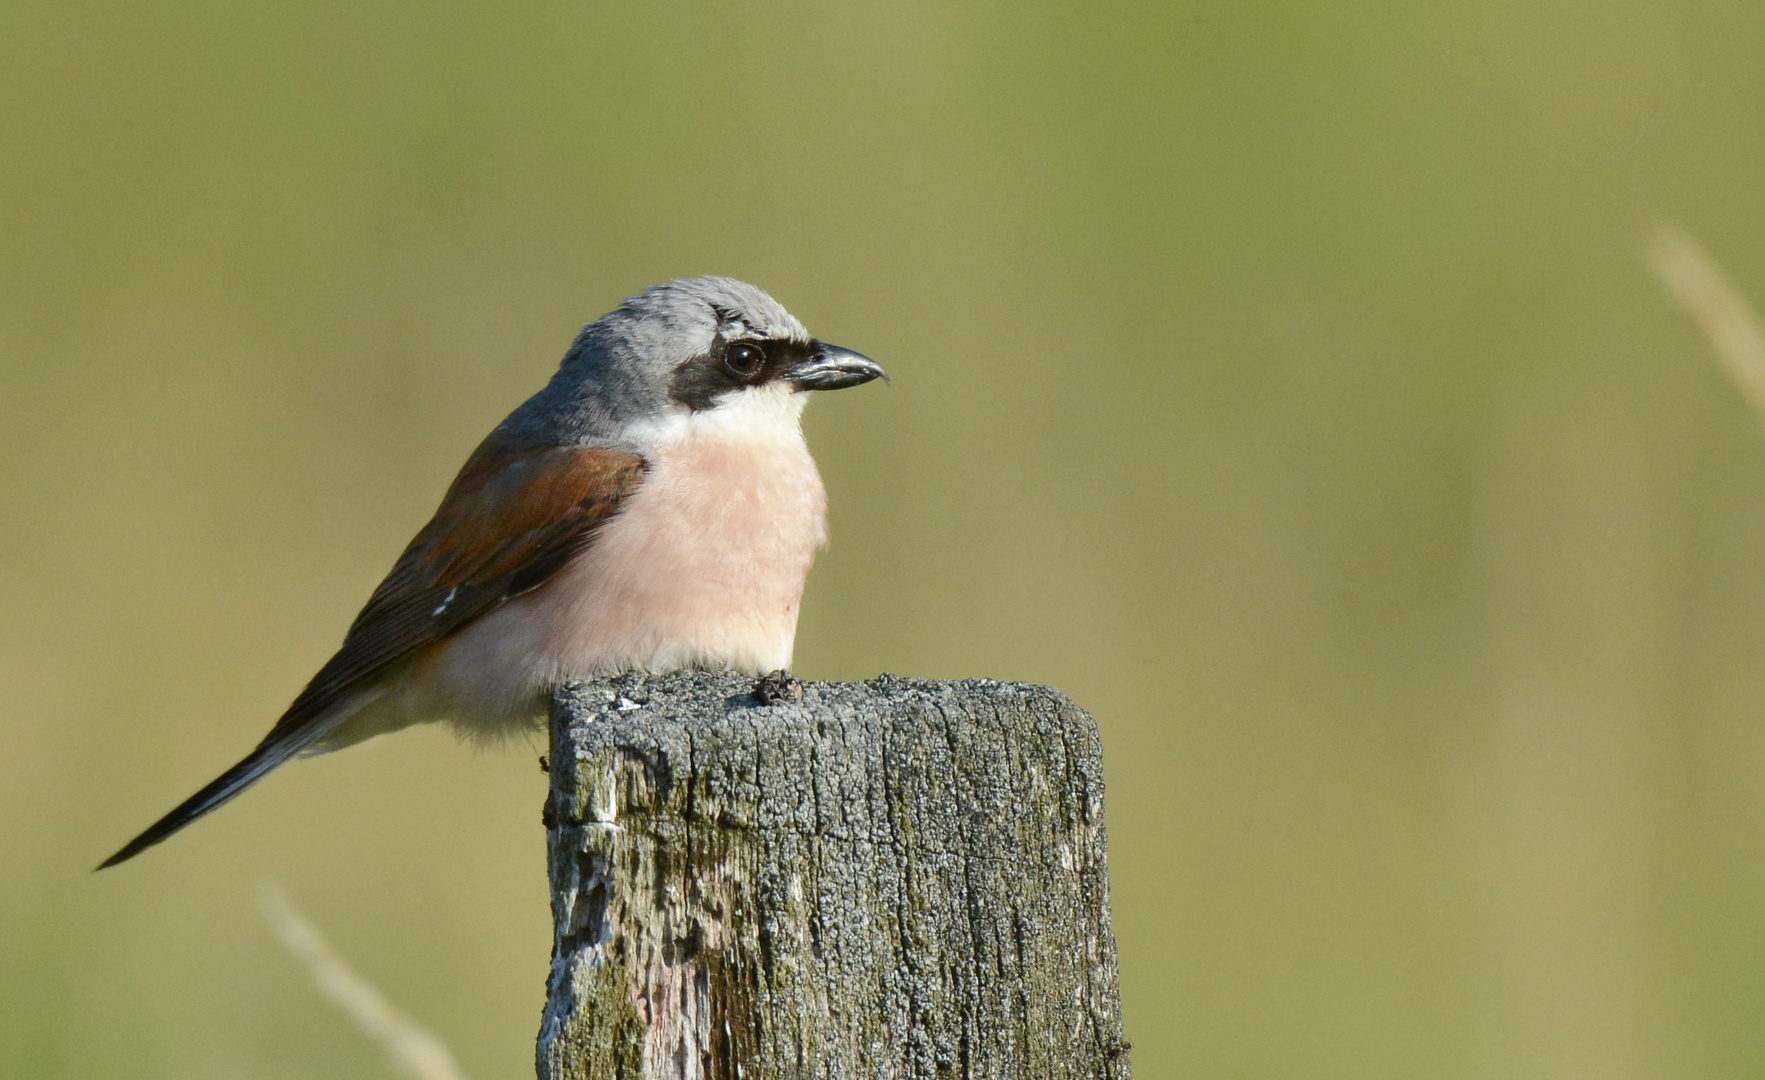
[263, 435, 646, 745]
[98, 434, 646, 868]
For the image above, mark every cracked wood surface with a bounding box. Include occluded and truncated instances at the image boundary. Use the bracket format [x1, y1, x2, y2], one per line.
[539, 671, 1131, 1080]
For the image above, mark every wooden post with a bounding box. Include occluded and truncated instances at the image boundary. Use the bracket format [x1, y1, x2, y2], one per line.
[538, 671, 1131, 1080]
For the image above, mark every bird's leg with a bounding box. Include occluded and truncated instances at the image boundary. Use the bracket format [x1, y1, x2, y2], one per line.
[753, 670, 804, 705]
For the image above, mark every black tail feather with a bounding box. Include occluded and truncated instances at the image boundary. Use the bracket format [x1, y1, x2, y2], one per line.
[97, 726, 325, 870]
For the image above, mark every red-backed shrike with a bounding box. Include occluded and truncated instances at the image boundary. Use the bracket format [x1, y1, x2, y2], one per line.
[101, 276, 885, 867]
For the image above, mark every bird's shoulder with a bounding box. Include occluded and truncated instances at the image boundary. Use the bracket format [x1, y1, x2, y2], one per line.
[402, 430, 649, 589]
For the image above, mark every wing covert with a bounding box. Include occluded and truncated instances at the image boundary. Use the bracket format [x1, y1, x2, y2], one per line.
[264, 436, 646, 743]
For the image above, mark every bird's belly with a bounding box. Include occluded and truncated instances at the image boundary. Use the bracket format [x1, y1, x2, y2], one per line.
[414, 432, 828, 736]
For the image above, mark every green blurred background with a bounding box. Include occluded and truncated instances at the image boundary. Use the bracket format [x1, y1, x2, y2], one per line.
[6, 1, 1765, 1076]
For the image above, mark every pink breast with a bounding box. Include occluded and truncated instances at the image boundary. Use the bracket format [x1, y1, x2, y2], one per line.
[429, 433, 830, 723]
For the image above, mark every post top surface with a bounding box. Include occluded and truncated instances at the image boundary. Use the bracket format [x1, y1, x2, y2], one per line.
[551, 670, 1087, 733]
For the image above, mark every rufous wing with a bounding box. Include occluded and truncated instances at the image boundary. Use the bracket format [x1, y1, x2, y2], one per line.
[269, 435, 647, 742]
[99, 434, 646, 868]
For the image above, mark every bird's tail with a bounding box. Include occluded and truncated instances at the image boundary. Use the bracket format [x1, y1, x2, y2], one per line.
[97, 723, 330, 870]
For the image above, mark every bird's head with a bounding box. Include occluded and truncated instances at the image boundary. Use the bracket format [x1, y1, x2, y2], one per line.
[534, 276, 886, 441]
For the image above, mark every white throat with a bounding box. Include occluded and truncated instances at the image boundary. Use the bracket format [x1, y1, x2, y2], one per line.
[630, 383, 810, 449]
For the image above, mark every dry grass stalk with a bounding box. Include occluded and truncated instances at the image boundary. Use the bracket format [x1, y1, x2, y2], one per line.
[1647, 223, 1765, 420]
[258, 885, 470, 1080]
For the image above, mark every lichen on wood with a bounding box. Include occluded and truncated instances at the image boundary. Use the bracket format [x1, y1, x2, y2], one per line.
[538, 671, 1131, 1080]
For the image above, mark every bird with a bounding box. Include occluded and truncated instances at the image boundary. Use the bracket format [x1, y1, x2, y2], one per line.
[99, 276, 886, 868]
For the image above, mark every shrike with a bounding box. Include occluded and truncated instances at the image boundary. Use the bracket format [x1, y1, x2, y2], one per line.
[100, 276, 885, 868]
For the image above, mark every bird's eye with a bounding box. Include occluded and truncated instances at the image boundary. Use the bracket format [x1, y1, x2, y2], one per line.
[723, 342, 766, 380]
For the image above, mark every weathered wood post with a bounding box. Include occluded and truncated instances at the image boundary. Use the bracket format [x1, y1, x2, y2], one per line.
[538, 671, 1131, 1080]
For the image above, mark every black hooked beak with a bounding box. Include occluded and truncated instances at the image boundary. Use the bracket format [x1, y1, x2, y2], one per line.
[786, 343, 889, 391]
